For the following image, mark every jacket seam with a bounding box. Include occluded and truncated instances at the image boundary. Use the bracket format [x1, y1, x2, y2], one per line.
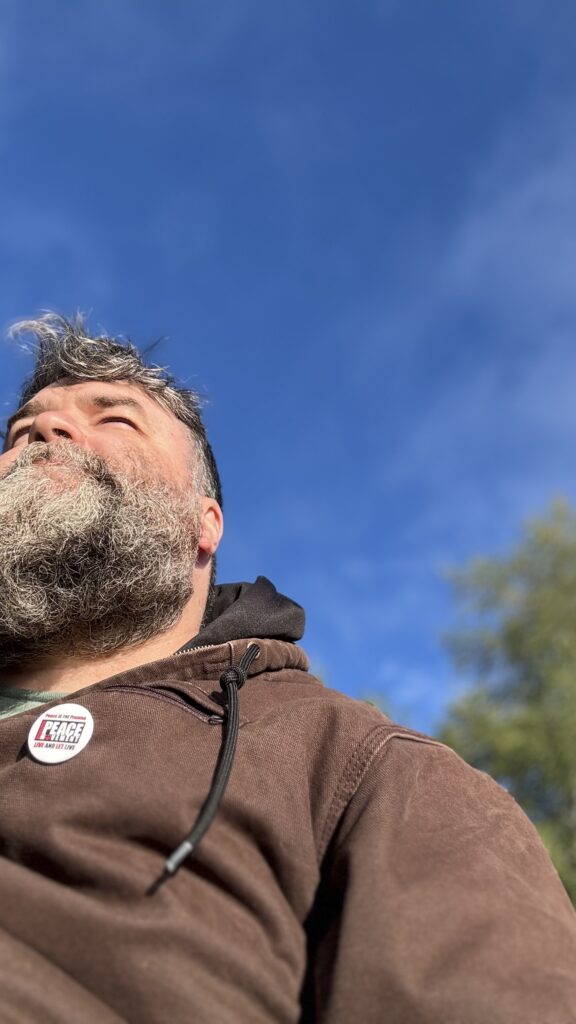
[104, 685, 223, 723]
[188, 682, 250, 725]
[319, 726, 442, 859]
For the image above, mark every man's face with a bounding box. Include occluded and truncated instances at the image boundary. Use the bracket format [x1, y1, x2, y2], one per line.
[0, 380, 221, 670]
[1, 379, 196, 487]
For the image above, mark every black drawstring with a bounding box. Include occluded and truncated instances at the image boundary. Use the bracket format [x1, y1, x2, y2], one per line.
[148, 642, 260, 895]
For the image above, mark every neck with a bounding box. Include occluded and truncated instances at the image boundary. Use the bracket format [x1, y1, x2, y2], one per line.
[0, 582, 209, 695]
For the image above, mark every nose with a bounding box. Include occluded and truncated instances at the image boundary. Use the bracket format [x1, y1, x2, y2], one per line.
[28, 411, 86, 446]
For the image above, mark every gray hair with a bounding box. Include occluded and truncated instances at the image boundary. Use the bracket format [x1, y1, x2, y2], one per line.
[5, 313, 222, 505]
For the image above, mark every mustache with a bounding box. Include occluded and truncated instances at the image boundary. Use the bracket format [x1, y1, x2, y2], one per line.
[3, 441, 122, 491]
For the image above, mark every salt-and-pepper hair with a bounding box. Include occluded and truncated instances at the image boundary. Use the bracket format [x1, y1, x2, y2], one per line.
[6, 312, 222, 505]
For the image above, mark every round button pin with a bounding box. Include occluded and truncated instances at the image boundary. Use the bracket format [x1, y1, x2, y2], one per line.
[28, 703, 94, 764]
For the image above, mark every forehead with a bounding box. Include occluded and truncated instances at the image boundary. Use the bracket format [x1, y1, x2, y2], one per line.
[10, 380, 181, 430]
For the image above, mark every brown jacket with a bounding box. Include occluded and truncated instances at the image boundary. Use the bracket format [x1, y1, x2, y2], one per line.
[0, 580, 575, 1023]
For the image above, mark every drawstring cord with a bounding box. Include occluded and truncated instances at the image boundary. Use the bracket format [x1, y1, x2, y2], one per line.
[148, 642, 260, 895]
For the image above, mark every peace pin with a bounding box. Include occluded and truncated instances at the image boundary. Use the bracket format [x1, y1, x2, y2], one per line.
[27, 703, 94, 764]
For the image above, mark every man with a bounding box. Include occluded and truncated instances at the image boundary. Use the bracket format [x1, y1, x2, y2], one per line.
[0, 313, 574, 1024]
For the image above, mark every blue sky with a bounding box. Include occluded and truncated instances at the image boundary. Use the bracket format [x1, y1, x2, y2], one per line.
[1, 0, 575, 731]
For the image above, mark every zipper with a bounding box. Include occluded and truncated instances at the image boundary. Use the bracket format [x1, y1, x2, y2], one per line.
[172, 643, 218, 658]
[172, 640, 260, 662]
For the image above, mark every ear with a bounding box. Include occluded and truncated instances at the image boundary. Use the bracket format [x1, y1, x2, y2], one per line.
[197, 497, 223, 556]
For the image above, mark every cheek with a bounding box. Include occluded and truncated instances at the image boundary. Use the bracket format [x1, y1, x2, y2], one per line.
[158, 437, 197, 487]
[0, 447, 23, 477]
[89, 438, 169, 483]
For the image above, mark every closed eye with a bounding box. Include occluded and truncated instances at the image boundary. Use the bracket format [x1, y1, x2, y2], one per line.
[99, 417, 138, 429]
[7, 415, 140, 447]
[9, 424, 31, 444]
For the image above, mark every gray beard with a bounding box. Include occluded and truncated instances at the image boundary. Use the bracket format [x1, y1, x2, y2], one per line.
[0, 442, 201, 669]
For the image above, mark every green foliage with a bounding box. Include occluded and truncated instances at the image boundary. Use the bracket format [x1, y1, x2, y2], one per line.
[439, 501, 576, 902]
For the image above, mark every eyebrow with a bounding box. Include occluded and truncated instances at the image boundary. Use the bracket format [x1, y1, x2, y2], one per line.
[5, 393, 147, 436]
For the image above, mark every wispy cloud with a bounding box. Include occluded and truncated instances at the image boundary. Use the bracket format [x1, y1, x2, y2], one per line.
[443, 120, 576, 335]
[358, 100, 576, 535]
[0, 0, 308, 106]
[0, 200, 112, 313]
[252, 96, 576, 729]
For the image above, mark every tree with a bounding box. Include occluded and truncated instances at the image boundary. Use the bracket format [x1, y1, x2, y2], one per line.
[439, 501, 576, 901]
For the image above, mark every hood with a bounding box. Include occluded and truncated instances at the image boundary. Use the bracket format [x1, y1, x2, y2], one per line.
[177, 575, 305, 653]
[152, 575, 305, 891]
